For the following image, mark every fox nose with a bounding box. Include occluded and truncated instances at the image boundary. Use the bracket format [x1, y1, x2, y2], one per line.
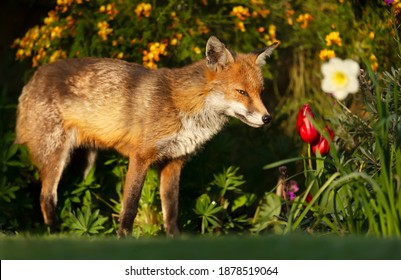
[262, 114, 272, 124]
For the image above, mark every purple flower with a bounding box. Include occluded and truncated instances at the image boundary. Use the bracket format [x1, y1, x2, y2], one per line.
[286, 180, 299, 201]
[286, 191, 297, 201]
[384, 0, 394, 6]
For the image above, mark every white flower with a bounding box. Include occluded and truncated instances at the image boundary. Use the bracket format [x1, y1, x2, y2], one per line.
[321, 57, 360, 100]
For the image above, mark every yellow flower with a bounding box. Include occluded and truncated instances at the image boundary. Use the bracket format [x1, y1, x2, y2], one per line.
[44, 11, 59, 25]
[296, 13, 313, 29]
[258, 9, 270, 18]
[193, 46, 201, 54]
[370, 54, 378, 72]
[57, 0, 73, 6]
[319, 49, 336, 60]
[97, 21, 113, 41]
[49, 49, 66, 63]
[27, 26, 40, 41]
[325, 31, 342, 47]
[263, 25, 278, 45]
[50, 26, 63, 40]
[269, 24, 276, 37]
[16, 49, 25, 60]
[368, 31, 375, 40]
[231, 6, 250, 21]
[142, 41, 168, 68]
[116, 52, 124, 59]
[135, 3, 152, 18]
[196, 18, 210, 34]
[286, 9, 295, 26]
[99, 3, 118, 19]
[57, 0, 74, 12]
[236, 21, 246, 32]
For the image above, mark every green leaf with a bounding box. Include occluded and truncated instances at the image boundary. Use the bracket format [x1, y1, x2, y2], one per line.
[231, 193, 257, 212]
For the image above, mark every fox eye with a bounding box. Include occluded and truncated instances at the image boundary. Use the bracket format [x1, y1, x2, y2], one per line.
[236, 89, 249, 97]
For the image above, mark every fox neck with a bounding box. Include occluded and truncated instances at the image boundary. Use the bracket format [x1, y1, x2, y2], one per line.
[156, 61, 229, 159]
[169, 60, 230, 129]
[169, 60, 212, 113]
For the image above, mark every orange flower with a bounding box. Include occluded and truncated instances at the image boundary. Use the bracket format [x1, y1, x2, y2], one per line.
[49, 49, 66, 63]
[296, 13, 313, 29]
[325, 31, 342, 47]
[100, 3, 119, 19]
[44, 11, 59, 25]
[135, 3, 152, 18]
[236, 21, 246, 32]
[319, 49, 336, 60]
[97, 21, 113, 41]
[142, 42, 168, 69]
[370, 54, 378, 72]
[231, 6, 250, 21]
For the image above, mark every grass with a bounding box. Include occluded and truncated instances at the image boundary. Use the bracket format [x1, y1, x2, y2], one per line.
[1, 234, 401, 260]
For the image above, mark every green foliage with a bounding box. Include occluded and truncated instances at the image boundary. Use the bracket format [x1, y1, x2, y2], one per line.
[0, 129, 37, 232]
[257, 62, 401, 237]
[132, 168, 163, 238]
[194, 194, 223, 234]
[193, 166, 256, 234]
[63, 206, 109, 236]
[251, 193, 284, 235]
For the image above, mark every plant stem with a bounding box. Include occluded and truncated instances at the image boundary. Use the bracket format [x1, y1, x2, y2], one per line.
[307, 143, 313, 170]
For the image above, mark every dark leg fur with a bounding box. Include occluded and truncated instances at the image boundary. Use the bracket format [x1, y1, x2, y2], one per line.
[118, 154, 151, 237]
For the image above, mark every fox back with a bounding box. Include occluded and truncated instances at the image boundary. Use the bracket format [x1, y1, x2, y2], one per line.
[15, 36, 277, 236]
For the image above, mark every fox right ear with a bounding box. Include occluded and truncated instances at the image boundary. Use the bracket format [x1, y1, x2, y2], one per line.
[254, 42, 279, 66]
[206, 36, 235, 71]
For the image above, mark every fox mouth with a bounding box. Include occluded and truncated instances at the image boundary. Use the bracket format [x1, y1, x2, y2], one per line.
[235, 113, 263, 128]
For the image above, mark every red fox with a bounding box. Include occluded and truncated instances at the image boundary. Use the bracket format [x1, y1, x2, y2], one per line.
[15, 36, 277, 237]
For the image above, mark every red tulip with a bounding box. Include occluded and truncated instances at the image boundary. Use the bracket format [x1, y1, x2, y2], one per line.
[296, 104, 320, 145]
[305, 193, 313, 204]
[312, 125, 334, 156]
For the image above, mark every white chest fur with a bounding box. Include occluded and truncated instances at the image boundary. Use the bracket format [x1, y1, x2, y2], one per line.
[156, 94, 229, 159]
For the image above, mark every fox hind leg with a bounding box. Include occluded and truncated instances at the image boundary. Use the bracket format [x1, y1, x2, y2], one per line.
[83, 149, 97, 179]
[38, 130, 75, 232]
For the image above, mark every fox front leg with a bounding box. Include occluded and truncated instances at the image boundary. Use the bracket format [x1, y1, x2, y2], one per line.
[159, 158, 185, 237]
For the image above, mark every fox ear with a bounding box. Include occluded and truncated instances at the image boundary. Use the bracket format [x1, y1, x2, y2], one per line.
[254, 42, 278, 66]
[206, 36, 235, 71]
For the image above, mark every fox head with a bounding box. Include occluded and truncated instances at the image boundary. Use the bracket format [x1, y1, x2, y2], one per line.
[205, 36, 277, 128]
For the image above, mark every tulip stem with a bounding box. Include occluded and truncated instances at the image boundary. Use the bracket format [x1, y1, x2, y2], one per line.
[307, 143, 313, 170]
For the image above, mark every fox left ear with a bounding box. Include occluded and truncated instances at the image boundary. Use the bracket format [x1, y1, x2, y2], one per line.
[206, 36, 235, 71]
[254, 42, 279, 66]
